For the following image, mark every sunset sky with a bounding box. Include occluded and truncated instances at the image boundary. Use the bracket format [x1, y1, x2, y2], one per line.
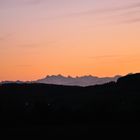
[0, 0, 140, 81]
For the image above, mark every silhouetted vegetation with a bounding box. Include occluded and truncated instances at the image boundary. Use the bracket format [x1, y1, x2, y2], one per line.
[0, 73, 140, 135]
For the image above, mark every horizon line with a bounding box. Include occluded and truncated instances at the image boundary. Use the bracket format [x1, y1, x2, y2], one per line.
[1, 72, 139, 83]
[0, 73, 130, 83]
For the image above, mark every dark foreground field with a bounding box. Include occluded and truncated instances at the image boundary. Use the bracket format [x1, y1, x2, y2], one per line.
[0, 73, 140, 136]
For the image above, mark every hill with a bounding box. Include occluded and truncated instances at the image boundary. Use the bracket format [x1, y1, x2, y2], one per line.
[0, 73, 140, 135]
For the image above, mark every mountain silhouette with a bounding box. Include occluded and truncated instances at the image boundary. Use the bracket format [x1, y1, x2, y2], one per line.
[36, 74, 121, 86]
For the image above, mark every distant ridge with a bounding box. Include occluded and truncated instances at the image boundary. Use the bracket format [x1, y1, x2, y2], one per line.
[36, 74, 121, 86]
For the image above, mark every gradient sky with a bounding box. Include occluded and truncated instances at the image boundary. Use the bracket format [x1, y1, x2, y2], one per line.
[0, 0, 140, 81]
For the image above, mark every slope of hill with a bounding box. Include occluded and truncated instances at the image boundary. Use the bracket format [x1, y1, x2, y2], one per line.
[0, 73, 140, 134]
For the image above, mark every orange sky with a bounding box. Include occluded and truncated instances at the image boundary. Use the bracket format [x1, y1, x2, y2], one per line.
[0, 0, 140, 81]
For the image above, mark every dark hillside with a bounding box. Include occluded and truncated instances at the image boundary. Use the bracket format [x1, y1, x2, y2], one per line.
[0, 73, 140, 135]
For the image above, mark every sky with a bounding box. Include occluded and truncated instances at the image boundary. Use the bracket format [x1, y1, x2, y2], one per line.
[0, 0, 140, 81]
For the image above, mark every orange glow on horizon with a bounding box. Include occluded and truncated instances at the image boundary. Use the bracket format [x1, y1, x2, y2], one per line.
[0, 0, 140, 81]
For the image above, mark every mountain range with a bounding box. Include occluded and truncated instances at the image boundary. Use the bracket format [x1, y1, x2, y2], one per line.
[36, 74, 121, 86]
[0, 75, 121, 86]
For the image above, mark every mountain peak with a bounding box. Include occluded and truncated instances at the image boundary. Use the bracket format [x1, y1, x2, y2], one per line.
[37, 75, 121, 86]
